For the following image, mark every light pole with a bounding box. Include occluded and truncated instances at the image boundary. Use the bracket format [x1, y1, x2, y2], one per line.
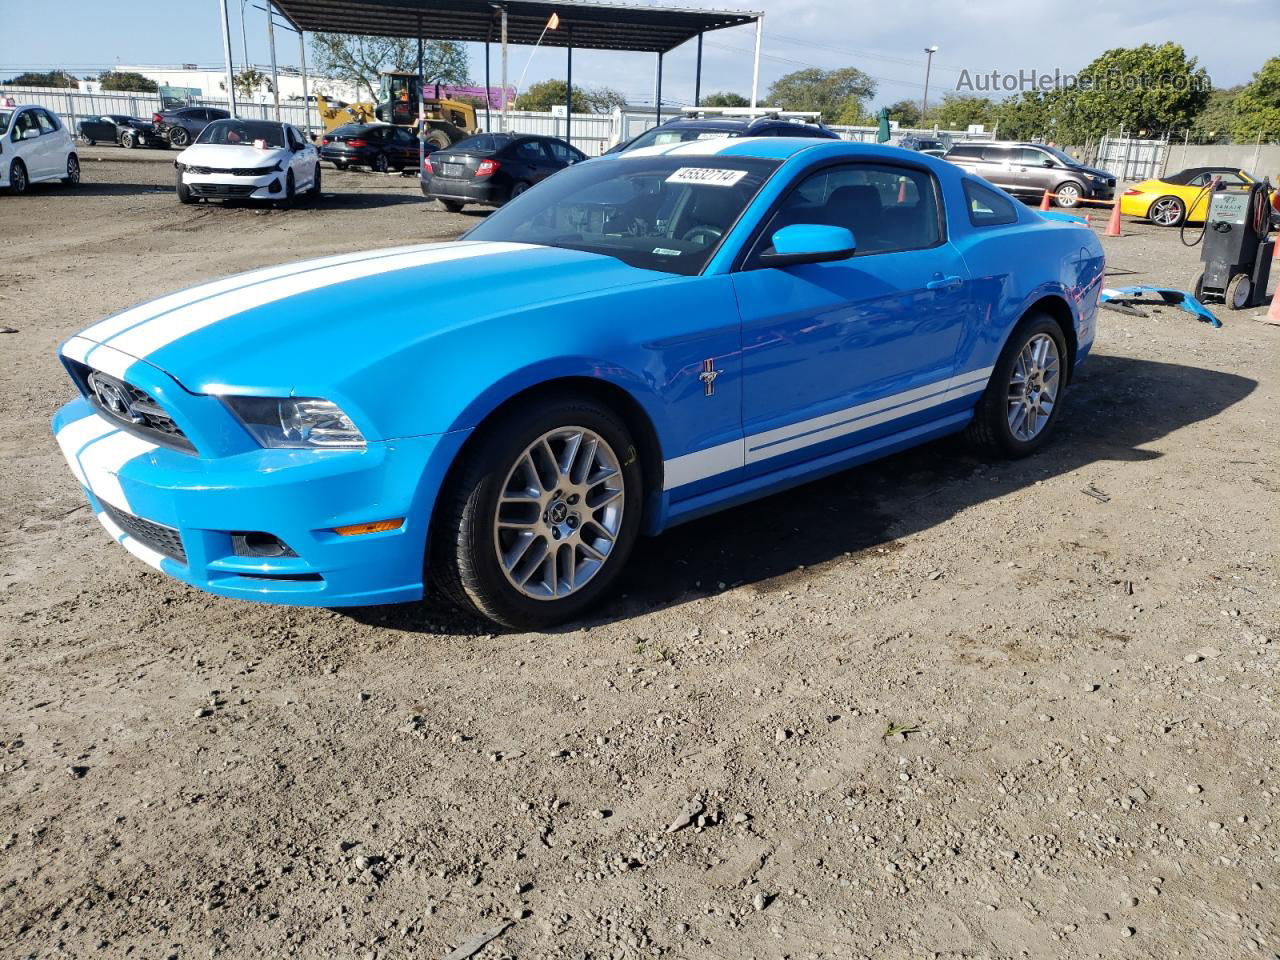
[921, 45, 938, 129]
[240, 0, 250, 91]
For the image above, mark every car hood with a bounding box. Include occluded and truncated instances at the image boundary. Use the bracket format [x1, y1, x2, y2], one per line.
[1067, 163, 1115, 179]
[72, 241, 672, 398]
[175, 143, 289, 167]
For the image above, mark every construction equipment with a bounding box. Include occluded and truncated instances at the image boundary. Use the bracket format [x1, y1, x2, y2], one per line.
[314, 71, 480, 149]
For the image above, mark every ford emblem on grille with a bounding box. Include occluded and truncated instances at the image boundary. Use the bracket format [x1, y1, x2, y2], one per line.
[88, 371, 145, 424]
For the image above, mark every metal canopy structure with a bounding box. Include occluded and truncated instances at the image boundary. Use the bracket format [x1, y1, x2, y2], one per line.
[269, 0, 759, 54]
[222, 0, 763, 153]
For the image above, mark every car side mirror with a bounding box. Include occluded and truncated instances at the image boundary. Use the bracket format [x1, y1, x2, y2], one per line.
[22, 128, 40, 140]
[758, 224, 856, 268]
[1042, 160, 1056, 168]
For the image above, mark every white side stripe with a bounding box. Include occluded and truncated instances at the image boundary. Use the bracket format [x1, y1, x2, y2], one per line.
[662, 367, 993, 489]
[79, 243, 452, 344]
[107, 242, 537, 359]
[96, 511, 166, 572]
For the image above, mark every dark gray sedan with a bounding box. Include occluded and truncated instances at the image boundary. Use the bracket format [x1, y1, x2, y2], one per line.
[76, 114, 166, 149]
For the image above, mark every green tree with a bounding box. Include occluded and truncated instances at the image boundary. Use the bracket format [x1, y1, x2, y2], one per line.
[309, 33, 469, 101]
[220, 68, 273, 100]
[993, 91, 1051, 140]
[1190, 85, 1240, 142]
[883, 98, 921, 127]
[1050, 43, 1210, 142]
[98, 70, 158, 92]
[514, 79, 625, 113]
[701, 91, 749, 108]
[3, 70, 78, 88]
[931, 94, 995, 130]
[1229, 56, 1280, 142]
[766, 67, 876, 124]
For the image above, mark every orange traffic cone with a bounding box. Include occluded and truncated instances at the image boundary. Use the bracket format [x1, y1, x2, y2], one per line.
[1039, 190, 1052, 212]
[1268, 290, 1280, 324]
[1272, 237, 1279, 260]
[1105, 198, 1122, 237]
[1084, 214, 1092, 228]
[897, 177, 907, 203]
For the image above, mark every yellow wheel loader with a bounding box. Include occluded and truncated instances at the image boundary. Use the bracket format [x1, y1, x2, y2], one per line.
[315, 71, 479, 150]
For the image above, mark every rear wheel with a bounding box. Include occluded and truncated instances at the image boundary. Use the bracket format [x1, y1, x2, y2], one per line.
[169, 127, 190, 148]
[175, 168, 194, 204]
[8, 160, 29, 194]
[373, 152, 389, 173]
[439, 199, 464, 213]
[1149, 195, 1184, 227]
[965, 314, 1068, 458]
[333, 161, 348, 171]
[429, 396, 643, 629]
[509, 180, 531, 201]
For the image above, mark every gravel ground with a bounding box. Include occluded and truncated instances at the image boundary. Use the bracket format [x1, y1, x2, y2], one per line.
[1, 148, 1278, 960]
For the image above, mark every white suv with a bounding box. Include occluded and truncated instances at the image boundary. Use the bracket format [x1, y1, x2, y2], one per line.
[1, 104, 81, 194]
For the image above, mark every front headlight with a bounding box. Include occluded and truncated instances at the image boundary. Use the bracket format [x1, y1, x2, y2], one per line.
[224, 396, 365, 448]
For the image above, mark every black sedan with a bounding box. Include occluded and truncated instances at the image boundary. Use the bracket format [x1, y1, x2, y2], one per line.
[152, 106, 230, 147]
[76, 114, 165, 149]
[319, 123, 426, 172]
[421, 133, 587, 212]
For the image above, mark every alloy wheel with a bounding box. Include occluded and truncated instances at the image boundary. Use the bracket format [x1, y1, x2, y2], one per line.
[1056, 184, 1080, 207]
[1150, 197, 1182, 226]
[11, 162, 28, 193]
[492, 426, 625, 600]
[66, 156, 81, 184]
[1007, 333, 1061, 442]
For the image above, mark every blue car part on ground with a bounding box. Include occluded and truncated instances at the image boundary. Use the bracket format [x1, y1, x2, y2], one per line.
[1098, 284, 1222, 328]
[52, 137, 1105, 619]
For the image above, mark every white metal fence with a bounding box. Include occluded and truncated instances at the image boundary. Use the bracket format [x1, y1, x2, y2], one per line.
[1095, 135, 1168, 182]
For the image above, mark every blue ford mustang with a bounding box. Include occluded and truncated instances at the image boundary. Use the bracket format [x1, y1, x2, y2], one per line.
[53, 138, 1104, 628]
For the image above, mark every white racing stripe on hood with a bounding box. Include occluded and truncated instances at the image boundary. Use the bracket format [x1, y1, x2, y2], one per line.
[55, 412, 119, 488]
[62, 336, 137, 379]
[106, 241, 539, 360]
[79, 243, 454, 345]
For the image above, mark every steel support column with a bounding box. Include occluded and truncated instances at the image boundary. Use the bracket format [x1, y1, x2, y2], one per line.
[298, 28, 310, 134]
[417, 25, 425, 176]
[694, 32, 703, 108]
[750, 15, 762, 108]
[218, 0, 239, 116]
[484, 33, 492, 131]
[500, 5, 509, 132]
[266, 0, 281, 120]
[655, 51, 663, 125]
[565, 31, 573, 147]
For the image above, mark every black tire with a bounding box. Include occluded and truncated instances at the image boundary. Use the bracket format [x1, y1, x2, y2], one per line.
[1054, 181, 1084, 208]
[121, 131, 137, 149]
[175, 168, 195, 204]
[1148, 195, 1185, 227]
[439, 199, 464, 213]
[86, 138, 97, 146]
[1188, 271, 1205, 300]
[373, 153, 389, 173]
[308, 164, 321, 198]
[333, 161, 348, 171]
[429, 395, 644, 630]
[1225, 273, 1253, 311]
[9, 159, 30, 194]
[425, 129, 452, 151]
[508, 180, 531, 202]
[169, 127, 190, 148]
[61, 154, 81, 186]
[965, 313, 1069, 459]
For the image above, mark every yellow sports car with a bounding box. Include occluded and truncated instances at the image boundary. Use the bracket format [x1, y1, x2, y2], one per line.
[1120, 167, 1256, 227]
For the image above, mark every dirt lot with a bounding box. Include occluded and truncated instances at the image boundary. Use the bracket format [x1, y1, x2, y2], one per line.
[1, 148, 1277, 960]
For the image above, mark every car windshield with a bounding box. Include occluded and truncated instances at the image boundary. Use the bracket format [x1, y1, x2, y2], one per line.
[465, 155, 780, 276]
[1039, 145, 1080, 166]
[196, 119, 285, 147]
[624, 126, 739, 152]
[0, 111, 10, 136]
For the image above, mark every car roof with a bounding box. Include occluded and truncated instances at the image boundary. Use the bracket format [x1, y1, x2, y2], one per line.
[1163, 166, 1245, 184]
[621, 136, 945, 165]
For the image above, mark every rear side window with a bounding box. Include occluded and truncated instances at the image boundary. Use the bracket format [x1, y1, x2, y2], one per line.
[964, 180, 1018, 226]
[758, 162, 943, 257]
[947, 145, 982, 160]
[513, 139, 548, 162]
[981, 146, 1010, 163]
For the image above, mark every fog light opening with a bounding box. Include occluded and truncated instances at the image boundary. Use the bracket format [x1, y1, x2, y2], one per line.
[232, 531, 297, 558]
[333, 518, 404, 537]
[268, 178, 281, 193]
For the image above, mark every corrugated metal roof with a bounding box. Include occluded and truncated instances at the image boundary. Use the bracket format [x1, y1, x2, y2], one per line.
[270, 0, 760, 54]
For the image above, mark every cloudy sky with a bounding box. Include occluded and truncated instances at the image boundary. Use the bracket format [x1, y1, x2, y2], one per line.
[3, 0, 1276, 108]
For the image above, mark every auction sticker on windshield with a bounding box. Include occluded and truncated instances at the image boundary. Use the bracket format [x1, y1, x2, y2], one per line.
[666, 167, 747, 187]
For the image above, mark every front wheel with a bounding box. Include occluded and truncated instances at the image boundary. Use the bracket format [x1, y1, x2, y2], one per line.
[965, 314, 1068, 458]
[1054, 182, 1083, 208]
[8, 160, 29, 194]
[121, 131, 137, 149]
[62, 155, 81, 186]
[277, 170, 296, 209]
[429, 396, 644, 629]
[175, 169, 194, 204]
[439, 199, 464, 213]
[308, 164, 321, 198]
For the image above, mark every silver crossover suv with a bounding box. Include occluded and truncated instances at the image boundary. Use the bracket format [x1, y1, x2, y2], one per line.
[944, 142, 1116, 208]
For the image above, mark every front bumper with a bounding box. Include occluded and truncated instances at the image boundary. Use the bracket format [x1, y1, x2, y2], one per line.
[182, 170, 284, 200]
[52, 394, 468, 607]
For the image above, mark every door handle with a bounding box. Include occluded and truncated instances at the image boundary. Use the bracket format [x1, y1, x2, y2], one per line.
[927, 275, 962, 291]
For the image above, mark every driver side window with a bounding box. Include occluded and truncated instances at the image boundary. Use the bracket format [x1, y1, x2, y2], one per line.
[751, 162, 943, 261]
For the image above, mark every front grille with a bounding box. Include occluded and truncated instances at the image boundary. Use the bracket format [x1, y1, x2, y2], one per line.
[188, 182, 258, 197]
[186, 165, 277, 176]
[101, 502, 187, 565]
[69, 362, 194, 453]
